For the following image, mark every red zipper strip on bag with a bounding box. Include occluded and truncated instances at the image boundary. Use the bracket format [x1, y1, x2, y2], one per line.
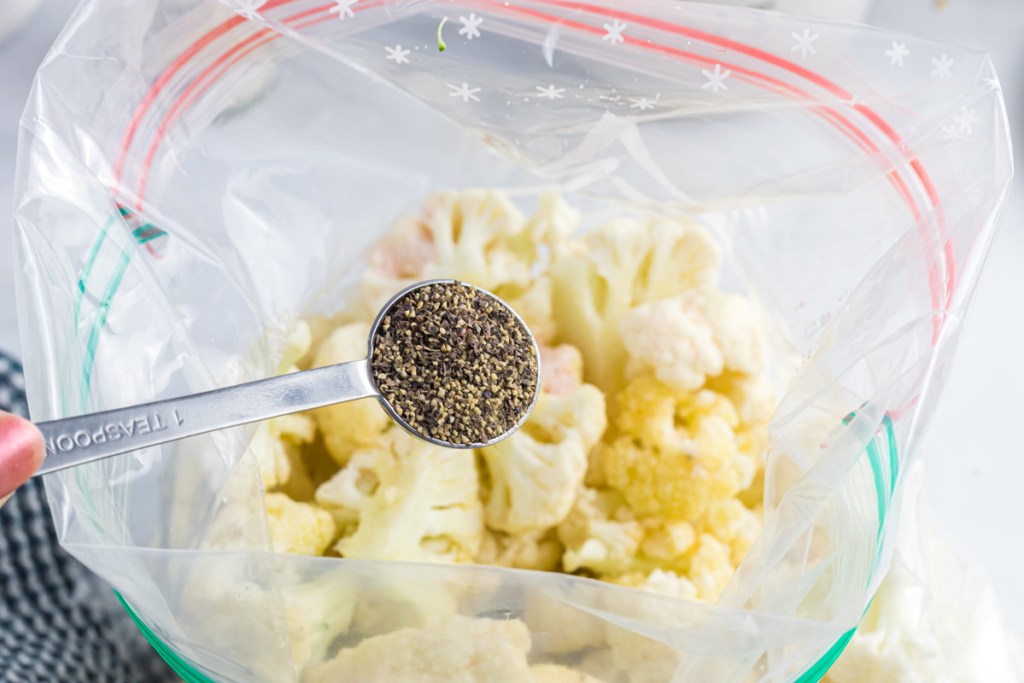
[115, 0, 955, 333]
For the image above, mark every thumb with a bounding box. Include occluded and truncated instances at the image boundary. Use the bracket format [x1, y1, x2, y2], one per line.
[0, 411, 45, 501]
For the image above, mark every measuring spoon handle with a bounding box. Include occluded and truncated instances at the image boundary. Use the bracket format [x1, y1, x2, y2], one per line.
[33, 359, 376, 476]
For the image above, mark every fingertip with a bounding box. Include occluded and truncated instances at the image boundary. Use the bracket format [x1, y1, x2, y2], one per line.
[0, 412, 45, 498]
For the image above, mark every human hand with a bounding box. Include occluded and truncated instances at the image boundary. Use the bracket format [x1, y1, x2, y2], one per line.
[0, 410, 44, 505]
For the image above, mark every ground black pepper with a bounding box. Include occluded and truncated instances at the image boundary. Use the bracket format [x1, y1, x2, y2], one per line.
[370, 281, 539, 446]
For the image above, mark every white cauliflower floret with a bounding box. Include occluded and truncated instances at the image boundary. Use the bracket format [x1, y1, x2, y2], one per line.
[539, 343, 584, 395]
[283, 572, 357, 668]
[362, 190, 532, 311]
[336, 429, 483, 564]
[303, 615, 532, 683]
[481, 384, 606, 535]
[681, 290, 764, 376]
[477, 529, 563, 571]
[558, 488, 644, 575]
[619, 298, 723, 392]
[264, 492, 336, 556]
[314, 450, 381, 527]
[550, 217, 720, 395]
[310, 322, 389, 465]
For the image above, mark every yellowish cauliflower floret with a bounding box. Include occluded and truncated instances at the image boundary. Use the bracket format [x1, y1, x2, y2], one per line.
[687, 533, 735, 602]
[264, 492, 336, 556]
[603, 376, 753, 520]
[336, 429, 483, 564]
[310, 322, 389, 466]
[481, 384, 606, 535]
[558, 487, 644, 575]
[612, 569, 698, 602]
[477, 529, 563, 571]
[303, 615, 533, 683]
[550, 217, 720, 395]
[639, 518, 697, 562]
[702, 499, 762, 566]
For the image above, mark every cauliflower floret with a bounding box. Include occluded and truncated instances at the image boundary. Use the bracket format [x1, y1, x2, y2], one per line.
[702, 499, 761, 566]
[539, 343, 584, 395]
[603, 376, 752, 520]
[558, 488, 644, 575]
[264, 492, 336, 556]
[250, 421, 294, 491]
[531, 664, 606, 683]
[277, 319, 313, 372]
[477, 529, 563, 571]
[314, 450, 381, 528]
[550, 217, 720, 395]
[303, 615, 532, 683]
[310, 322, 389, 466]
[336, 429, 483, 564]
[612, 569, 698, 602]
[639, 518, 697, 563]
[362, 190, 533, 311]
[481, 384, 606, 535]
[619, 298, 723, 392]
[283, 572, 357, 668]
[687, 533, 735, 602]
[678, 290, 764, 376]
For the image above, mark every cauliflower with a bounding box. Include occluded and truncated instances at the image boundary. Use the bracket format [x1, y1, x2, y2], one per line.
[303, 615, 533, 683]
[251, 412, 318, 491]
[558, 487, 644, 575]
[277, 319, 313, 372]
[283, 572, 357, 668]
[603, 376, 753, 520]
[336, 429, 483, 563]
[687, 533, 735, 602]
[264, 492, 336, 556]
[612, 569, 698, 602]
[702, 499, 761, 566]
[310, 322, 389, 465]
[347, 576, 459, 639]
[639, 518, 697, 563]
[314, 450, 381, 528]
[539, 343, 584, 395]
[620, 290, 766, 394]
[619, 298, 723, 392]
[481, 384, 606, 535]
[477, 529, 563, 571]
[550, 217, 720, 395]
[361, 190, 533, 311]
[531, 664, 606, 683]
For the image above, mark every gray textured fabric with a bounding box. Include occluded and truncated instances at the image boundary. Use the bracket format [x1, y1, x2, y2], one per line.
[0, 352, 177, 682]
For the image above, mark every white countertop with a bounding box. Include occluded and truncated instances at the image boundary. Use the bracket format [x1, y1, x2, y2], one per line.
[2, 0, 1022, 638]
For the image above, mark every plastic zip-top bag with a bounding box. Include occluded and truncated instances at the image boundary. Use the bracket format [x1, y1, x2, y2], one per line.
[12, 1, 1012, 681]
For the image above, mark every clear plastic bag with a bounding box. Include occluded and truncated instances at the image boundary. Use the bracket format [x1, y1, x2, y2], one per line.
[11, 1, 1012, 681]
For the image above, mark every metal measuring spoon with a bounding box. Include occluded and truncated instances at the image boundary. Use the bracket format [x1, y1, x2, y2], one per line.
[32, 280, 541, 476]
